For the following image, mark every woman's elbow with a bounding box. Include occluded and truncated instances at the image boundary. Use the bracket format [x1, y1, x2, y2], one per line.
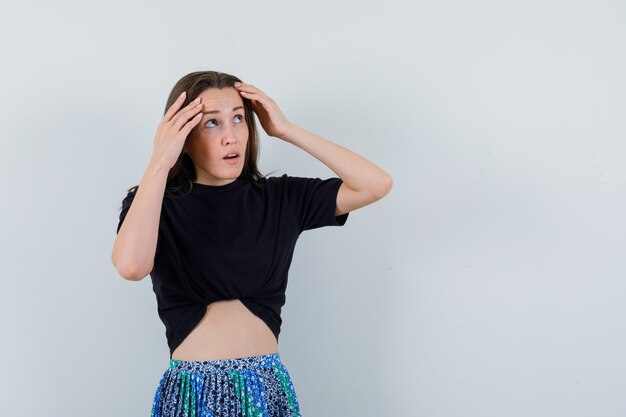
[119, 266, 150, 281]
[112, 256, 150, 281]
[373, 173, 393, 200]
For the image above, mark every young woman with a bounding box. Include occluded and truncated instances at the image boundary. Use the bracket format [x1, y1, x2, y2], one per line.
[111, 70, 392, 416]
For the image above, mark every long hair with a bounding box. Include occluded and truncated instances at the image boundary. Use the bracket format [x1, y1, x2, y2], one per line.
[125, 70, 265, 198]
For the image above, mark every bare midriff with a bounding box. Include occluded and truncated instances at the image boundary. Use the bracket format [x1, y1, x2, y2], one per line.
[170, 299, 279, 361]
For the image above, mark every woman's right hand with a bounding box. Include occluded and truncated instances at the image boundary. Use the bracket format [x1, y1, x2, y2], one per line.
[150, 91, 204, 170]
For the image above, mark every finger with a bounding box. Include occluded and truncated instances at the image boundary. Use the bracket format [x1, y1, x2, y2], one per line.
[239, 91, 273, 111]
[180, 112, 204, 135]
[163, 91, 188, 122]
[169, 96, 202, 125]
[238, 89, 266, 102]
[235, 83, 266, 96]
[171, 96, 201, 122]
[173, 101, 204, 130]
[236, 83, 275, 106]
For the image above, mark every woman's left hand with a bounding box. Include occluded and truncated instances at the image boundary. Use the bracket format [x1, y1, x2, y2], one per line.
[234, 82, 292, 139]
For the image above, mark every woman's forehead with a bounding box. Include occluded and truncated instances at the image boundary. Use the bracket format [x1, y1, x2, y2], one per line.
[197, 87, 243, 109]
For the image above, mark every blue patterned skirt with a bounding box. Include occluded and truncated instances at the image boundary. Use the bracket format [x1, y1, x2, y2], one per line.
[150, 352, 301, 417]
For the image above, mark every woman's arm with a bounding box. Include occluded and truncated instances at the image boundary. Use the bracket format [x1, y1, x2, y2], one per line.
[280, 124, 393, 216]
[112, 91, 205, 280]
[111, 161, 168, 281]
[234, 82, 393, 216]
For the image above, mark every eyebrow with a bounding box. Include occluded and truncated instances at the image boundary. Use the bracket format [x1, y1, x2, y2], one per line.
[202, 106, 244, 115]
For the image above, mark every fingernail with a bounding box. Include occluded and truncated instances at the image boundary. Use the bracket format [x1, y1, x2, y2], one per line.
[234, 82, 241, 87]
[194, 97, 201, 104]
[179, 91, 186, 98]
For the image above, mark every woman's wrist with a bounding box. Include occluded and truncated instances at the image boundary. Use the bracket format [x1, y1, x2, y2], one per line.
[144, 157, 171, 184]
[279, 122, 301, 145]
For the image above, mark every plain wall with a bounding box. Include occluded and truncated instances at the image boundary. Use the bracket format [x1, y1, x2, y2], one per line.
[1, 0, 625, 416]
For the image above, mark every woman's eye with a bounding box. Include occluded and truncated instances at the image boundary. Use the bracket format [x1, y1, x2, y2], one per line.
[204, 115, 244, 128]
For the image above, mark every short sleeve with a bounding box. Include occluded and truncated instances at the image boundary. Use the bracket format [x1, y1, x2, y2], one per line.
[283, 174, 349, 232]
[116, 189, 137, 234]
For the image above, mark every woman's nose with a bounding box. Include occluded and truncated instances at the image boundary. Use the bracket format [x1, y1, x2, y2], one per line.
[222, 126, 237, 145]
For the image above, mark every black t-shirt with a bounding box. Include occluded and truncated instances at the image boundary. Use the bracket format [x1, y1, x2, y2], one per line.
[116, 174, 349, 358]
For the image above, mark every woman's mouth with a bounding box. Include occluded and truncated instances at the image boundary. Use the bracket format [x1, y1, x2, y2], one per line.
[223, 152, 240, 164]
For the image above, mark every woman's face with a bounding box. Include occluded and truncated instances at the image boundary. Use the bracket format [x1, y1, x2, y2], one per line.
[184, 87, 249, 186]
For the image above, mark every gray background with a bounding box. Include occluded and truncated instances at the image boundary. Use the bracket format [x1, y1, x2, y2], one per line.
[1, 0, 625, 416]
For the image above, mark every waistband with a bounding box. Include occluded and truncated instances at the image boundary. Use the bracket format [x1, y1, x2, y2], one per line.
[168, 352, 283, 373]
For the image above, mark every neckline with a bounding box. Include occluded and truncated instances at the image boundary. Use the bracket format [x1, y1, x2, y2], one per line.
[190, 177, 247, 192]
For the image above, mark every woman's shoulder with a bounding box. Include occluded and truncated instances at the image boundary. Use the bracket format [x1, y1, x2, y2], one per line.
[262, 173, 301, 190]
[264, 173, 287, 182]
